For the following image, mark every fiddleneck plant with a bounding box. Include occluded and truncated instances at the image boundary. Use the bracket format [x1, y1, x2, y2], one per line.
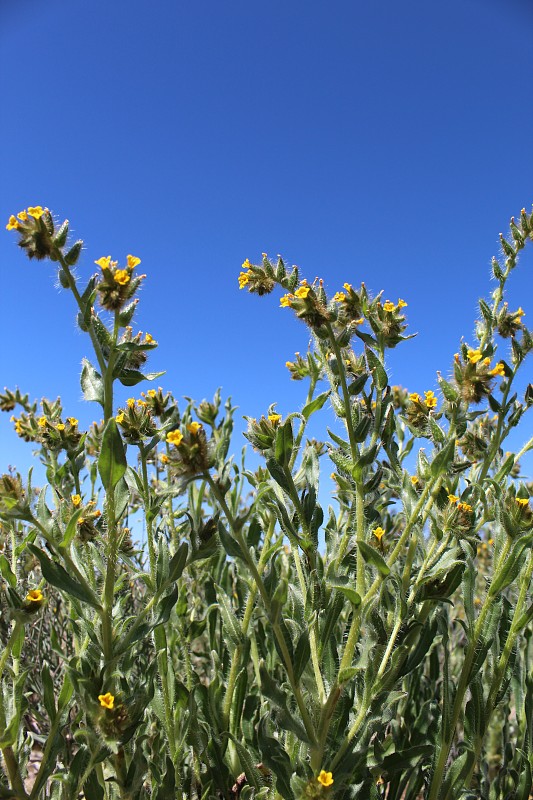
[0, 204, 531, 800]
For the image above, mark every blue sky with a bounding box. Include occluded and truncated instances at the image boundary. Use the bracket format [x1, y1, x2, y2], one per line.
[1, 0, 532, 479]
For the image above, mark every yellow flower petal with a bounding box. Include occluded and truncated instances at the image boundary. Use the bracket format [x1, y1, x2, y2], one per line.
[126, 255, 141, 269]
[98, 692, 115, 710]
[27, 206, 44, 219]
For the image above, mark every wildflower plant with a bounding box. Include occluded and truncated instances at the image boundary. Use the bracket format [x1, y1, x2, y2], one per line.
[0, 205, 532, 800]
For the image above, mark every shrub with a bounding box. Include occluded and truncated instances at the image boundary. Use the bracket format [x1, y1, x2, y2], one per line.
[1, 204, 532, 799]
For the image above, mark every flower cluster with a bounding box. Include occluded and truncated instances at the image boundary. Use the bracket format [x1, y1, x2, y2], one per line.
[404, 389, 439, 435]
[115, 396, 158, 445]
[165, 419, 213, 479]
[238, 256, 276, 296]
[453, 347, 507, 404]
[95, 254, 145, 311]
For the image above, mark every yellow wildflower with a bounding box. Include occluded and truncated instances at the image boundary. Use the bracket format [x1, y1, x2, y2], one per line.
[160, 453, 169, 464]
[333, 291, 346, 302]
[17, 210, 28, 221]
[295, 286, 310, 299]
[98, 692, 115, 710]
[448, 494, 459, 504]
[116, 411, 125, 424]
[515, 307, 525, 317]
[242, 258, 251, 269]
[467, 348, 482, 364]
[354, 317, 364, 325]
[317, 770, 334, 787]
[187, 421, 202, 434]
[67, 417, 78, 426]
[37, 416, 47, 428]
[238, 271, 250, 289]
[383, 301, 395, 312]
[144, 333, 154, 344]
[136, 399, 147, 407]
[343, 283, 352, 292]
[372, 526, 385, 541]
[114, 269, 130, 286]
[268, 413, 282, 424]
[280, 294, 294, 308]
[6, 215, 19, 231]
[26, 589, 43, 603]
[458, 502, 473, 513]
[95, 256, 112, 270]
[126, 254, 141, 269]
[71, 494, 82, 507]
[167, 430, 183, 446]
[424, 390, 437, 409]
[409, 392, 421, 403]
[126, 398, 135, 408]
[397, 298, 407, 308]
[489, 362, 505, 377]
[56, 423, 65, 431]
[27, 206, 44, 219]
[516, 497, 530, 508]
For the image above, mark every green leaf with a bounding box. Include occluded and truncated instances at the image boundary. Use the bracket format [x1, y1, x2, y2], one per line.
[0, 554, 16, 588]
[366, 347, 388, 390]
[293, 630, 310, 683]
[430, 439, 455, 478]
[275, 419, 294, 467]
[257, 717, 295, 800]
[80, 358, 104, 406]
[117, 369, 165, 387]
[168, 542, 188, 583]
[28, 544, 101, 608]
[329, 581, 361, 607]
[357, 540, 390, 576]
[42, 662, 56, 721]
[266, 457, 292, 494]
[302, 391, 330, 420]
[215, 585, 244, 646]
[98, 418, 127, 490]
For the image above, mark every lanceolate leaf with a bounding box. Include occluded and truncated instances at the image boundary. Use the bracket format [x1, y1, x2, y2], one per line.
[98, 418, 127, 490]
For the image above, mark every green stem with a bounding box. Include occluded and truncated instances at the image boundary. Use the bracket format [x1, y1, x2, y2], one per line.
[205, 473, 318, 747]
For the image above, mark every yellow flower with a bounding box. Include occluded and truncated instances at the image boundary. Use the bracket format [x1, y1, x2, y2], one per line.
[238, 271, 250, 289]
[516, 497, 530, 508]
[467, 348, 482, 364]
[56, 423, 65, 431]
[343, 283, 352, 292]
[268, 413, 282, 424]
[67, 417, 78, 426]
[242, 258, 251, 269]
[160, 453, 169, 464]
[167, 429, 183, 446]
[397, 298, 407, 308]
[71, 494, 82, 507]
[147, 388, 157, 397]
[489, 362, 505, 377]
[515, 307, 525, 317]
[354, 317, 364, 325]
[114, 269, 130, 286]
[424, 390, 437, 409]
[126, 255, 141, 269]
[17, 210, 28, 221]
[27, 206, 44, 219]
[458, 502, 473, 513]
[280, 294, 294, 308]
[136, 399, 147, 407]
[317, 770, 334, 787]
[295, 286, 310, 299]
[448, 494, 459, 504]
[6, 215, 19, 231]
[126, 398, 135, 408]
[409, 392, 421, 403]
[98, 692, 115, 710]
[26, 589, 44, 603]
[333, 291, 346, 302]
[95, 256, 112, 270]
[116, 411, 125, 424]
[37, 416, 47, 428]
[144, 333, 154, 344]
[187, 421, 202, 434]
[372, 526, 385, 541]
[411, 476, 419, 485]
[383, 301, 395, 312]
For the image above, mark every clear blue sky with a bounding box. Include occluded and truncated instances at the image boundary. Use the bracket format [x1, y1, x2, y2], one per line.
[1, 0, 532, 477]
